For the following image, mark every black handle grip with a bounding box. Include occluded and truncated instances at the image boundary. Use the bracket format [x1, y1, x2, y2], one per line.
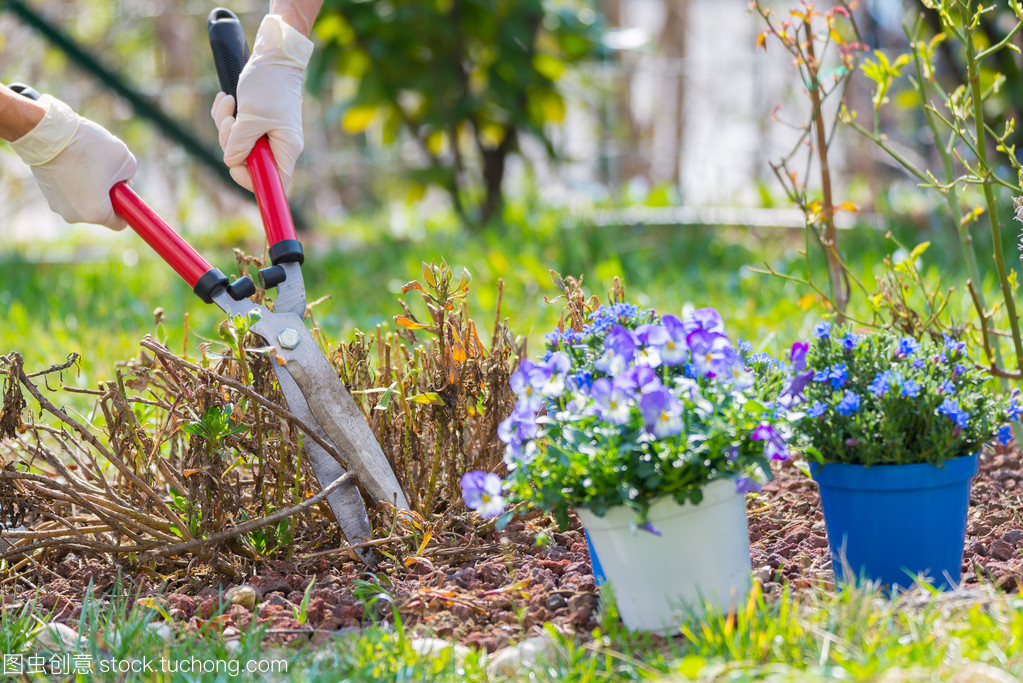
[7, 83, 41, 101]
[208, 8, 249, 101]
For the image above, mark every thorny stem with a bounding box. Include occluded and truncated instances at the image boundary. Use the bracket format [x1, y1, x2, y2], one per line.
[804, 21, 849, 321]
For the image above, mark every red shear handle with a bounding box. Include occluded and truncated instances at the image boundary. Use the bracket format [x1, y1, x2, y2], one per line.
[110, 182, 229, 303]
[248, 136, 302, 264]
[207, 8, 303, 266]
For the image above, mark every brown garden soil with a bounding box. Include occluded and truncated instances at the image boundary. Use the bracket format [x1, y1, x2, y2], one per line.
[5, 445, 1023, 652]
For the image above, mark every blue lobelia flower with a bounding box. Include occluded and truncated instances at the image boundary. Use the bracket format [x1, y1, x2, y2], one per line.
[911, 357, 925, 369]
[658, 314, 690, 366]
[943, 334, 966, 356]
[813, 368, 830, 383]
[836, 391, 861, 416]
[807, 401, 827, 418]
[938, 397, 970, 429]
[897, 337, 921, 357]
[938, 379, 955, 395]
[998, 424, 1013, 446]
[639, 386, 684, 438]
[813, 321, 831, 339]
[901, 379, 921, 398]
[867, 371, 891, 397]
[460, 471, 506, 519]
[1007, 396, 1023, 422]
[840, 333, 859, 352]
[828, 363, 849, 389]
[953, 363, 966, 376]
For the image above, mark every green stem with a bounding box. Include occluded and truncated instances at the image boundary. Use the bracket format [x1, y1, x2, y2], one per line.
[962, 1, 1023, 375]
[910, 28, 1003, 372]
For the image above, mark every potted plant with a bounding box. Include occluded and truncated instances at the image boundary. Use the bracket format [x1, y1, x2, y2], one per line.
[461, 301, 804, 632]
[797, 322, 1021, 591]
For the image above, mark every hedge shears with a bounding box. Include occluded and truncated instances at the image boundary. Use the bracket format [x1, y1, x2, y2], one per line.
[8, 8, 409, 564]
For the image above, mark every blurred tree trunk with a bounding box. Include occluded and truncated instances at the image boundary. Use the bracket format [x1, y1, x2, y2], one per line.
[659, 0, 688, 187]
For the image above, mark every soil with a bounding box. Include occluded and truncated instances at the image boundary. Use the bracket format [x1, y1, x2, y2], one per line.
[6, 445, 1023, 652]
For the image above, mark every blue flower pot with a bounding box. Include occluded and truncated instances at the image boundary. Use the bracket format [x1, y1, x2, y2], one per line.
[584, 529, 606, 585]
[810, 452, 979, 591]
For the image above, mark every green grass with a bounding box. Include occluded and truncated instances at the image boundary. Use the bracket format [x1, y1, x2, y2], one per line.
[5, 580, 1023, 681]
[1, 202, 931, 390]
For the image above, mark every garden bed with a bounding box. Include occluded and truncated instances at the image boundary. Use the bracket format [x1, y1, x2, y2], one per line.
[5, 442, 1021, 653]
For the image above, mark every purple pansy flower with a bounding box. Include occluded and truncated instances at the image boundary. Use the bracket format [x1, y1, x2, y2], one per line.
[684, 307, 726, 336]
[639, 387, 684, 438]
[687, 329, 734, 379]
[590, 378, 632, 425]
[510, 360, 551, 412]
[460, 471, 506, 519]
[779, 370, 814, 408]
[751, 423, 789, 460]
[790, 342, 809, 373]
[736, 475, 762, 494]
[617, 366, 661, 395]
[657, 314, 689, 366]
[497, 406, 539, 446]
[595, 325, 638, 375]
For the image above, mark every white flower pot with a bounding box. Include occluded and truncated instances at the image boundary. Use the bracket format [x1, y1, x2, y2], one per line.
[576, 478, 751, 633]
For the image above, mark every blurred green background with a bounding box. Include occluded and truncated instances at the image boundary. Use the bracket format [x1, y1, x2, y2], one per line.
[1, 0, 1020, 387]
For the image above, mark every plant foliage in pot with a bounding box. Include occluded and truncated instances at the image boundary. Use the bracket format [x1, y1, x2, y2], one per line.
[461, 296, 804, 632]
[797, 322, 1021, 591]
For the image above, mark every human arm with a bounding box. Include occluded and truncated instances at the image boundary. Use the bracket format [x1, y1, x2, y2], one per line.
[211, 0, 324, 191]
[2, 86, 136, 230]
[0, 84, 45, 142]
[270, 0, 323, 37]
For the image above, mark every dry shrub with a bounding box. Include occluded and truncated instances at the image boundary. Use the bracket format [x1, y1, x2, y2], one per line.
[0, 261, 522, 578]
[334, 260, 524, 516]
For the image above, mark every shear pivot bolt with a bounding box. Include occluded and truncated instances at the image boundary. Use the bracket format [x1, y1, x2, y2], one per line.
[278, 328, 301, 350]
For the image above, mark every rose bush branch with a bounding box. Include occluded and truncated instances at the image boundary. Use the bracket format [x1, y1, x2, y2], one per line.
[751, 0, 864, 320]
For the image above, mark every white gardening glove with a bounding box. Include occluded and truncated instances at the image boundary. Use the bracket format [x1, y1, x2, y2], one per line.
[211, 13, 313, 192]
[9, 94, 136, 230]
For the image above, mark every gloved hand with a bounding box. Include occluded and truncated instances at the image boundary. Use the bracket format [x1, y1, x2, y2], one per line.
[211, 13, 313, 192]
[10, 94, 136, 230]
